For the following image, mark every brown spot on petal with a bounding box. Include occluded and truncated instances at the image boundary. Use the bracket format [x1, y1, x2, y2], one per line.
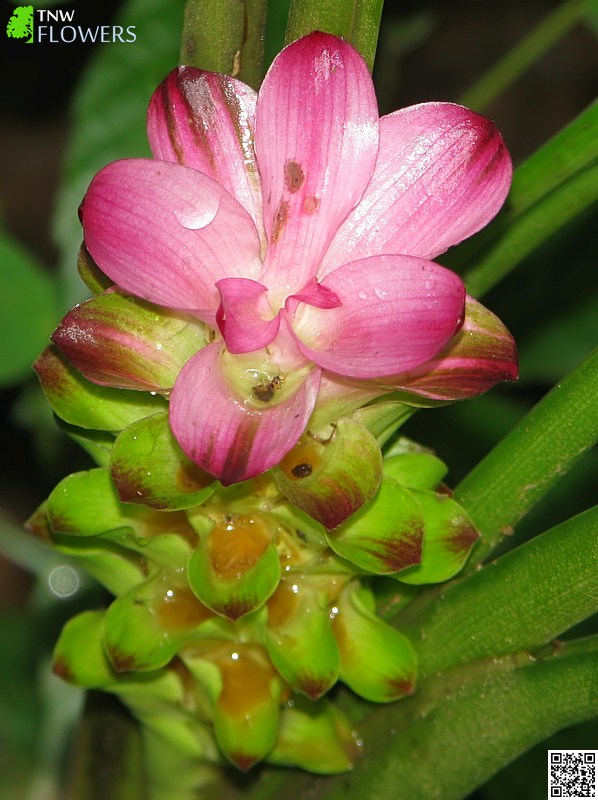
[386, 676, 416, 699]
[444, 522, 479, 556]
[24, 507, 52, 542]
[52, 657, 74, 683]
[297, 675, 332, 701]
[110, 650, 139, 673]
[215, 598, 258, 621]
[303, 195, 320, 213]
[271, 200, 289, 244]
[284, 160, 305, 192]
[229, 753, 260, 772]
[369, 525, 423, 572]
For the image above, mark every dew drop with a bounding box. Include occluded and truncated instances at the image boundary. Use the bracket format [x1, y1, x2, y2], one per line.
[374, 288, 387, 300]
[176, 198, 220, 230]
[358, 291, 368, 301]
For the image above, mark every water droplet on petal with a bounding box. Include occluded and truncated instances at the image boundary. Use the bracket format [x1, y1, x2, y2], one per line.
[176, 197, 220, 230]
[358, 291, 368, 301]
[374, 288, 388, 300]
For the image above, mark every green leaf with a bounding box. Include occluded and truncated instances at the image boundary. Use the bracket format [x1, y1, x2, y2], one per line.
[47, 467, 198, 572]
[53, 0, 187, 307]
[381, 452, 447, 491]
[264, 576, 341, 700]
[76, 244, 113, 295]
[456, 348, 598, 565]
[396, 490, 479, 585]
[0, 230, 58, 385]
[53, 610, 116, 688]
[326, 476, 423, 575]
[333, 582, 417, 702]
[459, 0, 590, 112]
[34, 345, 167, 431]
[209, 643, 283, 772]
[284, 0, 384, 71]
[111, 412, 216, 510]
[267, 696, 356, 774]
[187, 513, 281, 621]
[103, 572, 214, 672]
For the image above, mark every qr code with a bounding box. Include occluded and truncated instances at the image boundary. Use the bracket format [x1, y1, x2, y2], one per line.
[549, 751, 597, 798]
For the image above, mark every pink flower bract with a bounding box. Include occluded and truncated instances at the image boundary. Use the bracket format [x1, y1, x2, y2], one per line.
[80, 32, 514, 485]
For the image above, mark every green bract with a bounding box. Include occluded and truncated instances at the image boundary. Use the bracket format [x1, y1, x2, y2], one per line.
[37, 421, 475, 773]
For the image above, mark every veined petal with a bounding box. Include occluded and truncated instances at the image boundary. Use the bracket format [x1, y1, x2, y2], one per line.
[169, 342, 321, 484]
[255, 32, 379, 301]
[52, 289, 207, 391]
[321, 102, 512, 275]
[147, 68, 264, 242]
[82, 159, 262, 317]
[386, 296, 519, 400]
[291, 255, 465, 378]
[216, 278, 280, 354]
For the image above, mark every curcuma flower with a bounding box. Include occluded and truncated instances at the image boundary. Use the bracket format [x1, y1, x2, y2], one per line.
[56, 32, 516, 485]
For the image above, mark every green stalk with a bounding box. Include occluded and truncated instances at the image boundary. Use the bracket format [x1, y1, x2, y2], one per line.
[459, 0, 590, 112]
[400, 506, 598, 676]
[180, 0, 267, 89]
[445, 101, 598, 297]
[337, 649, 598, 800]
[284, 0, 384, 71]
[455, 348, 598, 565]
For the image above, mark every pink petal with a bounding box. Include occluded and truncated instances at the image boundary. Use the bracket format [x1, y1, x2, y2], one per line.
[321, 103, 512, 275]
[82, 159, 262, 319]
[255, 32, 379, 301]
[147, 68, 264, 242]
[216, 278, 280, 354]
[289, 278, 341, 310]
[290, 255, 465, 378]
[386, 296, 519, 400]
[170, 342, 321, 485]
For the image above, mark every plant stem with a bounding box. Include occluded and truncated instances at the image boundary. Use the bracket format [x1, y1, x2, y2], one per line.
[180, 0, 267, 89]
[455, 347, 598, 565]
[459, 0, 589, 112]
[400, 505, 598, 676]
[284, 0, 384, 71]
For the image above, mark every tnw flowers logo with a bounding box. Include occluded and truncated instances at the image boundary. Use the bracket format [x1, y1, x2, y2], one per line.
[5, 5, 136, 44]
[6, 5, 34, 43]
